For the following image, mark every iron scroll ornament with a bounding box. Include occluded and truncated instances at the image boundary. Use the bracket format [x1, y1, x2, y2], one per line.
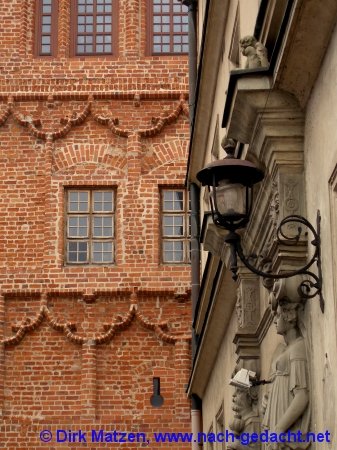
[224, 211, 324, 313]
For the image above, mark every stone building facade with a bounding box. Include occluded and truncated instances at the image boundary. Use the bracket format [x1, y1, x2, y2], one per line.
[0, 0, 191, 448]
[187, 1, 337, 450]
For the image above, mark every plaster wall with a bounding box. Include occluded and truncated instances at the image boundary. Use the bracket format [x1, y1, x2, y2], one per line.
[304, 20, 337, 445]
[202, 309, 237, 437]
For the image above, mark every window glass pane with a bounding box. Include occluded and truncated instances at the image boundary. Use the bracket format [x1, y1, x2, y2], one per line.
[93, 216, 113, 237]
[42, 36, 51, 44]
[163, 191, 184, 211]
[68, 216, 88, 238]
[92, 241, 113, 263]
[42, 5, 52, 13]
[104, 44, 112, 53]
[41, 45, 51, 54]
[68, 241, 88, 263]
[42, 24, 51, 33]
[93, 191, 113, 212]
[163, 241, 184, 262]
[68, 191, 89, 212]
[42, 16, 51, 24]
[163, 215, 184, 236]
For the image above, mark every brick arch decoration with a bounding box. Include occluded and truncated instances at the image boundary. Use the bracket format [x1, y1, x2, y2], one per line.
[0, 96, 188, 141]
[141, 139, 188, 175]
[2, 292, 191, 347]
[53, 143, 127, 174]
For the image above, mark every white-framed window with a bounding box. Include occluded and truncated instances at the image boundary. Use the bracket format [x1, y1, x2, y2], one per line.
[161, 188, 190, 264]
[65, 188, 115, 264]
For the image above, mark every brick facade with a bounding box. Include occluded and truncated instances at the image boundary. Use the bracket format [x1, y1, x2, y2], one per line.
[0, 0, 191, 448]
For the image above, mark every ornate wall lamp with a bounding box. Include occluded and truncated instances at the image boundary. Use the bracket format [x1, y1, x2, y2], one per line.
[196, 143, 324, 312]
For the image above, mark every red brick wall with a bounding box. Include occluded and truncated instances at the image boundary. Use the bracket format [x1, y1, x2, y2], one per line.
[0, 0, 191, 448]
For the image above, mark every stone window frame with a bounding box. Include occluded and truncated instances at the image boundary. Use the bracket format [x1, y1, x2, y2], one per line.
[215, 403, 225, 450]
[147, 0, 189, 55]
[228, 5, 240, 68]
[65, 187, 116, 265]
[70, 0, 118, 56]
[160, 187, 190, 264]
[329, 164, 337, 305]
[35, 0, 59, 56]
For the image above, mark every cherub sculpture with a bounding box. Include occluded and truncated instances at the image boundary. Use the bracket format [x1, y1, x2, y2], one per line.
[239, 35, 269, 69]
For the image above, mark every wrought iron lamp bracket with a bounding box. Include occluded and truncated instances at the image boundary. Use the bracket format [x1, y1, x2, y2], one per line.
[224, 211, 324, 312]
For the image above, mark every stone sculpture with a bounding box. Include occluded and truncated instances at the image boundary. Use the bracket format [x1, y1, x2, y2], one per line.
[239, 36, 269, 69]
[262, 278, 310, 450]
[228, 373, 260, 450]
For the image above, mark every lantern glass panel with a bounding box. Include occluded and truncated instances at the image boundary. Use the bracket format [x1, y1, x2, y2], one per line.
[215, 180, 246, 218]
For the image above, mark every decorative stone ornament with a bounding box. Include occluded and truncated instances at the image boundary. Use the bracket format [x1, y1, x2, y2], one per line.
[239, 36, 269, 69]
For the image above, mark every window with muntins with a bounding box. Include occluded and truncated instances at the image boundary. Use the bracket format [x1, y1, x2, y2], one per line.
[65, 189, 115, 264]
[71, 0, 117, 55]
[150, 0, 188, 54]
[36, 0, 58, 56]
[161, 189, 190, 263]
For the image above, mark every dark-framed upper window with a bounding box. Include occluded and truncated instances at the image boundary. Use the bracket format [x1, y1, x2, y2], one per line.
[161, 188, 190, 264]
[65, 188, 115, 264]
[71, 0, 117, 56]
[35, 0, 58, 56]
[149, 0, 189, 55]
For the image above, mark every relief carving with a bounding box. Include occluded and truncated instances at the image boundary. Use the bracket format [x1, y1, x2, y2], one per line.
[280, 174, 304, 234]
[269, 181, 280, 236]
[236, 281, 259, 330]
